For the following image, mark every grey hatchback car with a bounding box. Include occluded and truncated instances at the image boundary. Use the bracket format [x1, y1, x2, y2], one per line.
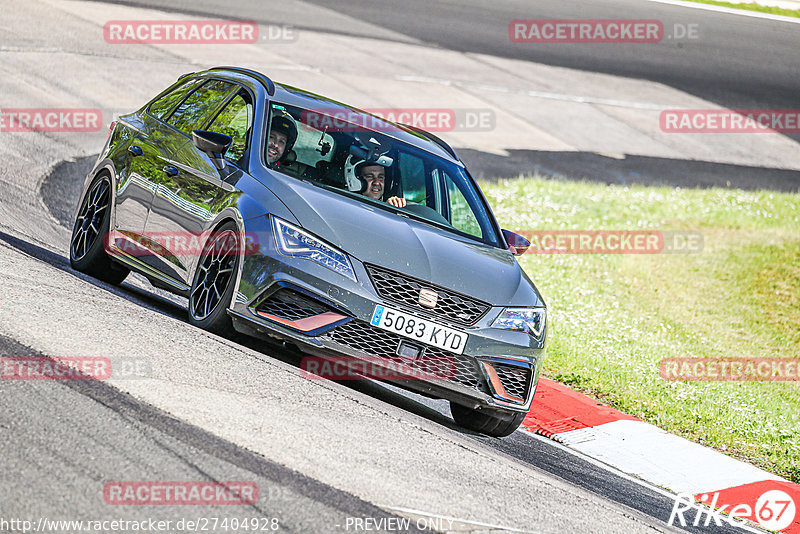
[70, 66, 546, 437]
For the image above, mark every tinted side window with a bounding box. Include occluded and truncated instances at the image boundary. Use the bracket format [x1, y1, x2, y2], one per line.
[291, 121, 335, 168]
[208, 91, 252, 163]
[266, 103, 334, 182]
[147, 78, 203, 120]
[443, 172, 483, 239]
[398, 152, 426, 204]
[167, 79, 237, 135]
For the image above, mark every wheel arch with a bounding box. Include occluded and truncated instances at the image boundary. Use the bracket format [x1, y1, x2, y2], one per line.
[73, 159, 118, 229]
[199, 208, 248, 313]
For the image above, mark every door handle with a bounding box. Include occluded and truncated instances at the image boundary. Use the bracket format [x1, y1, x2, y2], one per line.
[162, 166, 179, 177]
[128, 145, 143, 157]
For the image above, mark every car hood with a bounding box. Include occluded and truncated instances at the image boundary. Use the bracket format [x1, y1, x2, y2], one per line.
[259, 172, 544, 307]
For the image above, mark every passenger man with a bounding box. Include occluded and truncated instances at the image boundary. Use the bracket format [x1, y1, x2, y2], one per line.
[267, 112, 297, 166]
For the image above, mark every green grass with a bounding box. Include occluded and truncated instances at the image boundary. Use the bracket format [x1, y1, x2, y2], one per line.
[481, 176, 800, 482]
[683, 0, 800, 18]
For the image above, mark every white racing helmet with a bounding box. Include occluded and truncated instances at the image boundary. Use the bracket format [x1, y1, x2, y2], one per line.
[343, 136, 394, 194]
[343, 156, 388, 193]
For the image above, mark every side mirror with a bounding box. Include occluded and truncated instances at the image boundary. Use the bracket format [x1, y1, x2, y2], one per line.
[192, 130, 232, 173]
[502, 229, 530, 256]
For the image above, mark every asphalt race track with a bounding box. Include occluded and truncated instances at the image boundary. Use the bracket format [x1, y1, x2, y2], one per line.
[1, 0, 798, 533]
[90, 0, 800, 189]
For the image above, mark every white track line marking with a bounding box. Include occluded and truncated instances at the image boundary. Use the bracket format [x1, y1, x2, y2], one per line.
[380, 505, 539, 533]
[520, 431, 768, 534]
[556, 420, 785, 495]
[644, 0, 800, 24]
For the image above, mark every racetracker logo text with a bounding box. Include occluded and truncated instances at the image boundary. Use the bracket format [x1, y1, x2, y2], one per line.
[1, 356, 112, 380]
[104, 231, 260, 257]
[300, 108, 495, 133]
[103, 481, 258, 505]
[509, 20, 663, 43]
[516, 230, 703, 254]
[660, 357, 800, 381]
[0, 108, 102, 133]
[104, 20, 258, 44]
[660, 109, 800, 133]
[300, 356, 456, 381]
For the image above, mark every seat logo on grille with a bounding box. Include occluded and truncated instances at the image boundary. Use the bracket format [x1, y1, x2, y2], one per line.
[418, 288, 438, 308]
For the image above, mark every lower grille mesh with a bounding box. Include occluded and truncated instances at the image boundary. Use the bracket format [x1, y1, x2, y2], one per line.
[492, 363, 531, 402]
[256, 289, 330, 321]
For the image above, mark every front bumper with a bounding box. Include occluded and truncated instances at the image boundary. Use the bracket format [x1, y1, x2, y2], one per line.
[229, 217, 546, 413]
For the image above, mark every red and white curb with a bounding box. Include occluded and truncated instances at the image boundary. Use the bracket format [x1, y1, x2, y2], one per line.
[523, 378, 800, 533]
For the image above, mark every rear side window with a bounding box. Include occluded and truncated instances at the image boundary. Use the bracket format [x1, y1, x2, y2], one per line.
[167, 79, 238, 135]
[208, 91, 253, 163]
[147, 78, 203, 120]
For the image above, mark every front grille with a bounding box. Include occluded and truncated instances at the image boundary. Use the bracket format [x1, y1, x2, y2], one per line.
[365, 264, 490, 326]
[321, 320, 484, 391]
[255, 289, 331, 321]
[493, 363, 532, 402]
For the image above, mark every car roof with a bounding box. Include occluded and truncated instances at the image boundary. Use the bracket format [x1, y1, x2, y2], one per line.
[201, 66, 462, 165]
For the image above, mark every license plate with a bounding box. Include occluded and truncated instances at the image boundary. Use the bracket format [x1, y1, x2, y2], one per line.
[369, 305, 468, 355]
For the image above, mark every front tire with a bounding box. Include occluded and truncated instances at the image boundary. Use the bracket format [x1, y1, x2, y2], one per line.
[188, 222, 240, 337]
[69, 173, 129, 285]
[450, 402, 526, 438]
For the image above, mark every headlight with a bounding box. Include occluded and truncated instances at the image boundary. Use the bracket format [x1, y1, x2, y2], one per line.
[272, 217, 356, 282]
[491, 308, 546, 340]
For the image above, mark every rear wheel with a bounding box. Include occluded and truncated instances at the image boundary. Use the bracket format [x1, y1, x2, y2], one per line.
[69, 174, 129, 285]
[450, 402, 526, 438]
[188, 222, 240, 337]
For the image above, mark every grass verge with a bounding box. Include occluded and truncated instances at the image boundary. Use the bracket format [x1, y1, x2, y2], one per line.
[682, 0, 800, 18]
[481, 176, 800, 482]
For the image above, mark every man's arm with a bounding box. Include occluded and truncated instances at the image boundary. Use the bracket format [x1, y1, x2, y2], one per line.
[387, 196, 407, 208]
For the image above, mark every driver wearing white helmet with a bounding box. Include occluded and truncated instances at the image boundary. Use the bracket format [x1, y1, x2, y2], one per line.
[359, 163, 406, 208]
[344, 156, 406, 208]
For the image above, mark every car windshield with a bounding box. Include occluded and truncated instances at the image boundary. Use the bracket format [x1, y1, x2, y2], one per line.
[264, 102, 501, 247]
